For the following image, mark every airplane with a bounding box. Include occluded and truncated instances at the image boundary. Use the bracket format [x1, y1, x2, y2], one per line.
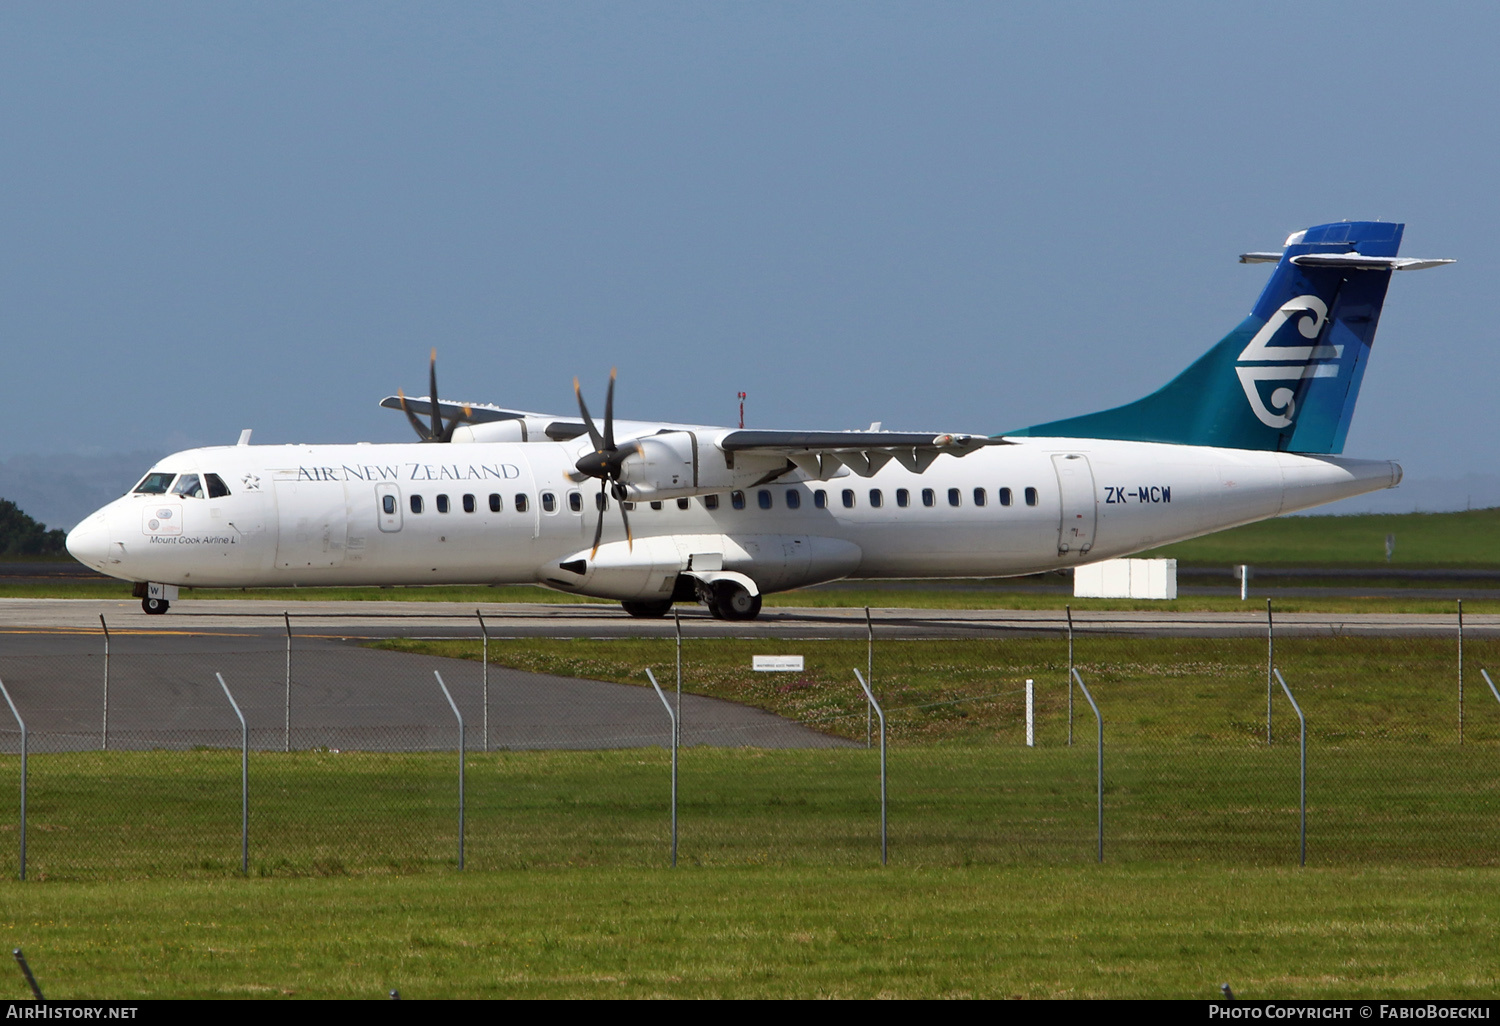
[65, 220, 1452, 618]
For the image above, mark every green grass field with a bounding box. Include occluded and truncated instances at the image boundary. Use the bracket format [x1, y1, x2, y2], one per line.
[4, 865, 1500, 999]
[5, 632, 1500, 996]
[1139, 506, 1500, 568]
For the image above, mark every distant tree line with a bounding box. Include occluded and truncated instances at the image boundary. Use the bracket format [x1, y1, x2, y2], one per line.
[0, 499, 68, 557]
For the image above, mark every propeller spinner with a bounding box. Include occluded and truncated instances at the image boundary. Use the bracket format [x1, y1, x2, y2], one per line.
[573, 368, 641, 557]
[397, 350, 474, 442]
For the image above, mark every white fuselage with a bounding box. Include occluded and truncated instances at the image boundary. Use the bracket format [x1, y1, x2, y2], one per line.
[65, 435, 1401, 600]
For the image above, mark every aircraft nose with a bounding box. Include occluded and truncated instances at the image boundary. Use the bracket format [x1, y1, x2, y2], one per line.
[66, 512, 113, 570]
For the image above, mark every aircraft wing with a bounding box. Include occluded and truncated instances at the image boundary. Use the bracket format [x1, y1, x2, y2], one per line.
[379, 396, 597, 441]
[717, 429, 1009, 477]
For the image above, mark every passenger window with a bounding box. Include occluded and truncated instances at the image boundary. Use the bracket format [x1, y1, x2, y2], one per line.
[436, 494, 450, 513]
[489, 493, 502, 513]
[596, 492, 609, 512]
[999, 487, 1012, 507]
[731, 491, 746, 510]
[171, 474, 204, 498]
[650, 501, 663, 511]
[410, 495, 424, 514]
[677, 497, 691, 510]
[567, 491, 582, 513]
[204, 473, 231, 498]
[1025, 486, 1039, 506]
[814, 490, 827, 509]
[541, 492, 557, 513]
[948, 488, 961, 507]
[757, 489, 773, 510]
[869, 489, 883, 508]
[973, 487, 987, 507]
[514, 493, 529, 513]
[382, 495, 396, 515]
[463, 494, 476, 514]
[841, 489, 855, 509]
[703, 494, 719, 510]
[133, 472, 175, 494]
[623, 501, 635, 510]
[896, 488, 909, 508]
[785, 489, 801, 509]
[922, 488, 935, 508]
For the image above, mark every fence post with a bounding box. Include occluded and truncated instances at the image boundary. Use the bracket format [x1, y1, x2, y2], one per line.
[1266, 599, 1275, 744]
[865, 607, 874, 749]
[674, 605, 682, 750]
[1070, 668, 1103, 863]
[434, 672, 465, 870]
[1458, 599, 1465, 745]
[852, 669, 886, 865]
[1066, 605, 1074, 747]
[1273, 669, 1306, 867]
[477, 609, 491, 752]
[1480, 668, 1500, 708]
[215, 673, 248, 876]
[100, 614, 110, 751]
[0, 676, 26, 881]
[283, 611, 292, 753]
[645, 669, 678, 867]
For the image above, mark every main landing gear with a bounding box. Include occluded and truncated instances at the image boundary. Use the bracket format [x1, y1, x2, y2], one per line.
[703, 580, 762, 621]
[142, 596, 170, 615]
[617, 580, 764, 621]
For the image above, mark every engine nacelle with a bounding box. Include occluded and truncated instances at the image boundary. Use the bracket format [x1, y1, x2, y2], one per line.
[615, 431, 789, 502]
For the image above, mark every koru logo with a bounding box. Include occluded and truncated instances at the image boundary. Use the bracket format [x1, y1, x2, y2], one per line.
[1235, 295, 1342, 429]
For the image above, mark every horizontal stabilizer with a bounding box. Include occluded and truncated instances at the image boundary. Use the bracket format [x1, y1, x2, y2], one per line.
[1290, 253, 1455, 272]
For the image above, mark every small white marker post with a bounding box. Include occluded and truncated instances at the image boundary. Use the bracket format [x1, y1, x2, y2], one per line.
[1239, 564, 1250, 602]
[1025, 679, 1035, 747]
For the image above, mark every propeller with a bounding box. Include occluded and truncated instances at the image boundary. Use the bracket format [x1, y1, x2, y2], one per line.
[397, 349, 473, 442]
[573, 368, 641, 557]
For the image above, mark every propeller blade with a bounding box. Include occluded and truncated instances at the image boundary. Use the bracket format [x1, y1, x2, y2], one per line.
[397, 388, 434, 442]
[574, 377, 605, 452]
[619, 493, 632, 551]
[428, 349, 442, 441]
[603, 367, 617, 452]
[440, 404, 473, 443]
[589, 480, 607, 558]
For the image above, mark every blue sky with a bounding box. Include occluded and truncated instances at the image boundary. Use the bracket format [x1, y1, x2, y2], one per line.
[1, 3, 1493, 491]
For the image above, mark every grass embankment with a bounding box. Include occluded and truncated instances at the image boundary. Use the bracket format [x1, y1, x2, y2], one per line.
[1141, 506, 1500, 568]
[8, 507, 1500, 610]
[4, 866, 1499, 999]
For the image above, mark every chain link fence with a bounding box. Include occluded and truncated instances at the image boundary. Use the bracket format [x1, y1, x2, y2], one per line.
[1, 604, 1496, 878]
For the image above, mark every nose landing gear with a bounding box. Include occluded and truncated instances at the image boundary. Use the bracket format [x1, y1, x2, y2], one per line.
[133, 582, 178, 615]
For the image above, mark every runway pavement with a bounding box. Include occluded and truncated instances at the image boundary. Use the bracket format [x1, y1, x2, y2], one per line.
[0, 598, 1489, 753]
[0, 597, 1492, 639]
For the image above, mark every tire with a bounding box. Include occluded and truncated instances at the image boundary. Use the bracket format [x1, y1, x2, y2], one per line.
[711, 582, 762, 621]
[621, 599, 673, 619]
[142, 596, 170, 615]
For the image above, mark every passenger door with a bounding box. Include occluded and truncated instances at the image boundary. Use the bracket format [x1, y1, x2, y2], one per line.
[1051, 453, 1097, 556]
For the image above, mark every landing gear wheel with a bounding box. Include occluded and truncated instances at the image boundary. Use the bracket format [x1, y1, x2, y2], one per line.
[621, 599, 673, 619]
[708, 582, 762, 621]
[142, 596, 170, 615]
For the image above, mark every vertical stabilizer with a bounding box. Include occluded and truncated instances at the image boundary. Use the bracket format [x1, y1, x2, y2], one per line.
[1011, 221, 1451, 453]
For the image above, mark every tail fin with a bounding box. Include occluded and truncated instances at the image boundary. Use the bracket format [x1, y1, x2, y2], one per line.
[1011, 221, 1452, 453]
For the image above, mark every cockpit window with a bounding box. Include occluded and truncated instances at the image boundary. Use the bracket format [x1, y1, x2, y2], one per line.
[133, 472, 175, 494]
[204, 473, 230, 498]
[171, 474, 204, 498]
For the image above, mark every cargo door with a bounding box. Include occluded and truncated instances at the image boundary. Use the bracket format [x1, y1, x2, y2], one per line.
[273, 476, 349, 569]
